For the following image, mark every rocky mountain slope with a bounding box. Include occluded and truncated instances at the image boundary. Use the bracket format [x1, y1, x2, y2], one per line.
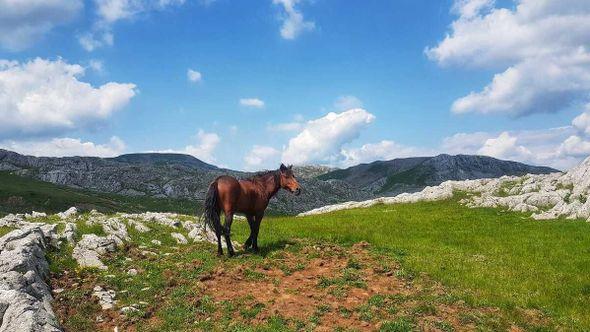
[0, 150, 369, 215]
[319, 154, 558, 195]
[301, 156, 590, 222]
[0, 149, 559, 215]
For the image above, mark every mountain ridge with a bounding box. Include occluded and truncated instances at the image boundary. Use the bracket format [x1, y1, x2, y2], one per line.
[0, 149, 558, 214]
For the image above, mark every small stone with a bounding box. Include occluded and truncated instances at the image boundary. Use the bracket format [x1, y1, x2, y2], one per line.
[53, 288, 65, 294]
[171, 232, 188, 244]
[127, 269, 138, 276]
[151, 240, 162, 246]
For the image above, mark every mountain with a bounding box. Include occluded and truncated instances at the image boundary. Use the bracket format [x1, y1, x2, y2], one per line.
[0, 150, 558, 215]
[0, 149, 369, 215]
[111, 153, 220, 170]
[319, 154, 559, 195]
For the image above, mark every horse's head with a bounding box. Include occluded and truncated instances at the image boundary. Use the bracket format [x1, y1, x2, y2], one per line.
[279, 163, 301, 195]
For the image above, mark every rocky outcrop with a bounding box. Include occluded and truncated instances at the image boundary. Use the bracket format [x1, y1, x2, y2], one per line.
[0, 227, 61, 332]
[319, 154, 558, 196]
[300, 156, 590, 222]
[72, 234, 118, 270]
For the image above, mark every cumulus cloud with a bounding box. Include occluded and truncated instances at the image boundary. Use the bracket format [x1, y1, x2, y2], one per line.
[573, 104, 590, 136]
[187, 69, 202, 83]
[334, 95, 363, 111]
[427, 0, 590, 116]
[160, 130, 220, 164]
[239, 98, 265, 108]
[341, 140, 433, 167]
[273, 0, 315, 40]
[477, 132, 533, 161]
[244, 145, 281, 171]
[0, 0, 83, 51]
[0, 58, 137, 139]
[267, 122, 304, 132]
[81, 0, 186, 51]
[282, 109, 375, 165]
[0, 136, 126, 158]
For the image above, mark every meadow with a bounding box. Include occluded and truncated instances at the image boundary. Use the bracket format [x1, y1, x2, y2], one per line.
[45, 198, 590, 331]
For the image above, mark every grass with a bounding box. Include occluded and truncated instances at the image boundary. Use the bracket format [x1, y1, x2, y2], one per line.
[0, 171, 199, 216]
[228, 199, 590, 329]
[44, 197, 590, 330]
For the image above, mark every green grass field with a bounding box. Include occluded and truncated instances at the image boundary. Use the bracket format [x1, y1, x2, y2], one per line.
[45, 197, 590, 331]
[236, 200, 590, 329]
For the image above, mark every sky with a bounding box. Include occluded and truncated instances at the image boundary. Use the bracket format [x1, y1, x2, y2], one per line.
[1, 0, 590, 171]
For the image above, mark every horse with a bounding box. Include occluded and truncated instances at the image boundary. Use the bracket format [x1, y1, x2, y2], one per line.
[202, 163, 301, 256]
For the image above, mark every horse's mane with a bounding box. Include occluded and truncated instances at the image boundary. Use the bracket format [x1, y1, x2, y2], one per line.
[245, 169, 279, 183]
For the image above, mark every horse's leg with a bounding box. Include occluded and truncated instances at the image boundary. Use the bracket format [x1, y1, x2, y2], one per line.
[244, 215, 254, 250]
[252, 213, 264, 252]
[223, 212, 235, 257]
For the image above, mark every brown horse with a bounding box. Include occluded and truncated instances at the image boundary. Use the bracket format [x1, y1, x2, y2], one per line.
[202, 164, 301, 256]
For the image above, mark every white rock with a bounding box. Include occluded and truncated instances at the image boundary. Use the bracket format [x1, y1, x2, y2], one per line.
[298, 155, 590, 223]
[57, 207, 77, 220]
[72, 234, 117, 270]
[0, 227, 62, 331]
[171, 233, 188, 244]
[92, 286, 116, 310]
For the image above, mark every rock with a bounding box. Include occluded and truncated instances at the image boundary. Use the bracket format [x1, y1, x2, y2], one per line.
[58, 223, 77, 244]
[187, 223, 237, 248]
[57, 207, 77, 220]
[298, 155, 590, 223]
[101, 218, 130, 245]
[120, 306, 140, 314]
[150, 240, 161, 246]
[171, 233, 188, 244]
[127, 269, 138, 276]
[126, 219, 150, 233]
[92, 286, 116, 310]
[72, 234, 117, 270]
[0, 227, 62, 331]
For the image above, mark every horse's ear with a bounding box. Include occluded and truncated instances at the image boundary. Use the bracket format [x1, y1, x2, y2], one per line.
[280, 163, 287, 172]
[288, 165, 293, 169]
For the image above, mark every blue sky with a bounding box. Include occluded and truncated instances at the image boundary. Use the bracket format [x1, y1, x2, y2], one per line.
[1, 0, 589, 170]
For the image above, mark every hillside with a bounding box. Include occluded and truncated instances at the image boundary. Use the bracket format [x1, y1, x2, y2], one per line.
[319, 154, 558, 195]
[2, 198, 588, 330]
[0, 149, 368, 215]
[0, 171, 197, 216]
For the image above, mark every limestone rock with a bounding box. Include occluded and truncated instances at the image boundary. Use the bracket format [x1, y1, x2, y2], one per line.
[171, 233, 188, 244]
[0, 227, 62, 331]
[72, 234, 117, 270]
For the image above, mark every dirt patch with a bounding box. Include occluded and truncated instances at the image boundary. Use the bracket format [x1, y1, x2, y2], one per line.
[199, 241, 504, 331]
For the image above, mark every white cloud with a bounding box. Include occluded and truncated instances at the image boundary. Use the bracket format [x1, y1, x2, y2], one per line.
[0, 58, 137, 139]
[341, 140, 433, 167]
[334, 95, 363, 111]
[477, 132, 533, 161]
[159, 129, 220, 164]
[557, 135, 590, 158]
[239, 98, 265, 108]
[81, 0, 186, 51]
[187, 69, 202, 83]
[88, 59, 105, 73]
[0, 136, 126, 158]
[244, 145, 281, 170]
[78, 31, 114, 52]
[282, 108, 375, 165]
[427, 0, 590, 116]
[267, 122, 303, 132]
[573, 104, 590, 136]
[0, 0, 83, 51]
[273, 0, 315, 40]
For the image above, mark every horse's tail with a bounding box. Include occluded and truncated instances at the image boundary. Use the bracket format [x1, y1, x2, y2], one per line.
[202, 181, 222, 237]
